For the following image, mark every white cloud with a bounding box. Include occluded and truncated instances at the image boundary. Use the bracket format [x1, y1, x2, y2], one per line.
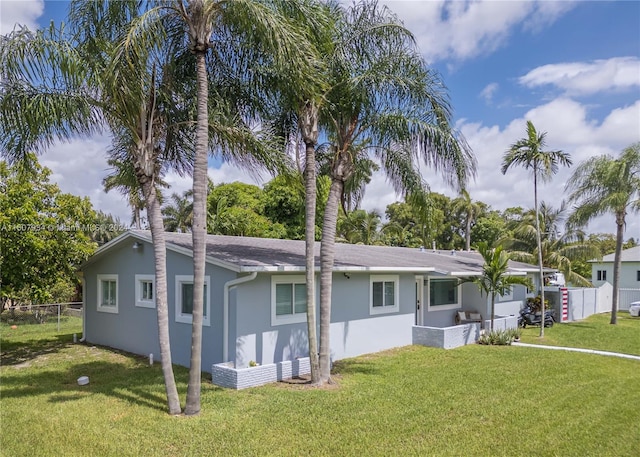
[479, 82, 498, 104]
[358, 95, 640, 238]
[380, 0, 577, 62]
[0, 0, 44, 35]
[519, 57, 640, 95]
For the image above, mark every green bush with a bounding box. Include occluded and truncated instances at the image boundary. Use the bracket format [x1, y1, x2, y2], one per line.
[477, 328, 521, 345]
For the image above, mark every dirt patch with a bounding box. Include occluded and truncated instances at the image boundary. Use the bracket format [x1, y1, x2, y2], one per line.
[276, 374, 342, 390]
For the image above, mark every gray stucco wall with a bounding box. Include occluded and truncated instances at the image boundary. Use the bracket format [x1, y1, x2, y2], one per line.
[83, 237, 236, 370]
[232, 272, 416, 368]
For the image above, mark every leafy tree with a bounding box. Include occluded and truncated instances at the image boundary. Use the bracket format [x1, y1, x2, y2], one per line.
[469, 242, 533, 332]
[90, 211, 127, 245]
[451, 189, 482, 251]
[501, 120, 571, 337]
[470, 210, 507, 249]
[337, 209, 383, 245]
[566, 142, 640, 324]
[0, 157, 97, 306]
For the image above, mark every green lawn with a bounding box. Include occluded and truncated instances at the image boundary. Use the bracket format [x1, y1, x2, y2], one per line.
[519, 311, 640, 355]
[1, 315, 639, 457]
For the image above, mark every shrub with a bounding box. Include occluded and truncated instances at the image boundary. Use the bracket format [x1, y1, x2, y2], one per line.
[477, 328, 521, 346]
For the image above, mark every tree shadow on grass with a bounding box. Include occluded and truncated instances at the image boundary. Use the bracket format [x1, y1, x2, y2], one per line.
[1, 333, 77, 366]
[1, 341, 226, 413]
[331, 359, 381, 376]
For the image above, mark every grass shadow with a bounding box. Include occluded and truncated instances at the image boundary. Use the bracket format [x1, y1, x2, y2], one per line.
[1, 333, 77, 366]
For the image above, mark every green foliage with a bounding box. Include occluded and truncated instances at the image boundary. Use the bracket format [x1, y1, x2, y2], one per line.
[0, 157, 97, 304]
[477, 328, 520, 345]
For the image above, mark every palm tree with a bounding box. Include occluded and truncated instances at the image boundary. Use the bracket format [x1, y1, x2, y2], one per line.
[317, 1, 476, 383]
[0, 1, 188, 414]
[472, 242, 533, 332]
[452, 189, 482, 251]
[162, 190, 194, 233]
[130, 0, 325, 412]
[502, 202, 599, 287]
[501, 121, 572, 337]
[566, 142, 640, 324]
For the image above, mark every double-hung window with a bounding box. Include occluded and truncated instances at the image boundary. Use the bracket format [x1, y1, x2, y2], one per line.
[97, 274, 118, 313]
[427, 277, 460, 311]
[271, 275, 307, 326]
[135, 274, 155, 308]
[369, 275, 399, 315]
[597, 270, 607, 281]
[175, 275, 210, 326]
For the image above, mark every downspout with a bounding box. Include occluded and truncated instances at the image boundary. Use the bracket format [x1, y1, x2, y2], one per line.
[223, 272, 257, 363]
[79, 277, 86, 342]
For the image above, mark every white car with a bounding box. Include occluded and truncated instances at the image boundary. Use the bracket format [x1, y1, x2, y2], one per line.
[630, 301, 640, 317]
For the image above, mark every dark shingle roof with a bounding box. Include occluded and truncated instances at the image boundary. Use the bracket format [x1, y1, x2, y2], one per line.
[126, 230, 539, 275]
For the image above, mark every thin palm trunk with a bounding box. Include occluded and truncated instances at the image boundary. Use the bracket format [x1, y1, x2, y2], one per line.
[465, 214, 471, 251]
[490, 293, 496, 332]
[611, 211, 624, 324]
[534, 171, 546, 338]
[185, 49, 208, 416]
[143, 178, 181, 414]
[319, 176, 343, 383]
[300, 101, 320, 384]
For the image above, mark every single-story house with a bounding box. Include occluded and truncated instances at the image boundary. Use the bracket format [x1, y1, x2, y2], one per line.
[589, 245, 640, 289]
[81, 230, 541, 386]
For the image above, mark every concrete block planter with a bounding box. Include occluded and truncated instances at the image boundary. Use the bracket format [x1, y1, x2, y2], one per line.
[412, 323, 480, 349]
[212, 357, 311, 390]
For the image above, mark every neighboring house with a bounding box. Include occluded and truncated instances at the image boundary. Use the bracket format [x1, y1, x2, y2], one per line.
[589, 246, 640, 289]
[81, 231, 540, 373]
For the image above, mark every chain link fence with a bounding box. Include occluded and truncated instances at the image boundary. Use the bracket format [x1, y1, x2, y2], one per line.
[1, 302, 82, 332]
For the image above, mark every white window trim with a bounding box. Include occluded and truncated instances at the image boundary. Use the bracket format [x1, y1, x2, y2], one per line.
[500, 287, 514, 301]
[97, 274, 118, 314]
[369, 275, 400, 315]
[427, 276, 461, 312]
[271, 275, 307, 326]
[175, 275, 210, 326]
[135, 274, 156, 309]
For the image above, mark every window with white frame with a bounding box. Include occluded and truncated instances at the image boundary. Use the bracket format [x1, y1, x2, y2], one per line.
[500, 287, 514, 301]
[369, 275, 399, 315]
[427, 277, 460, 311]
[97, 274, 118, 313]
[271, 275, 307, 326]
[135, 274, 155, 308]
[597, 270, 607, 281]
[175, 275, 210, 326]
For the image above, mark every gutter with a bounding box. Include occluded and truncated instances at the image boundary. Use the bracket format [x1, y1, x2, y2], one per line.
[80, 277, 86, 342]
[223, 272, 258, 362]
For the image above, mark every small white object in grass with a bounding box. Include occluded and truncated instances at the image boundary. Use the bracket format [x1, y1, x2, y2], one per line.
[77, 376, 89, 386]
[149, 353, 153, 365]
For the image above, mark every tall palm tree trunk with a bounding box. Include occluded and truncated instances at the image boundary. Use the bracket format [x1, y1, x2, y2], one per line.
[143, 178, 181, 415]
[300, 101, 320, 384]
[534, 171, 546, 338]
[490, 294, 496, 332]
[465, 213, 471, 251]
[611, 211, 624, 324]
[185, 49, 208, 416]
[319, 177, 343, 383]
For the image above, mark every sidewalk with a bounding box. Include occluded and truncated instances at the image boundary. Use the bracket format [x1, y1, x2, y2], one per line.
[512, 342, 640, 361]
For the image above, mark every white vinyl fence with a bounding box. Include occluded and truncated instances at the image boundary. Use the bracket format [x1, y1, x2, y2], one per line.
[550, 284, 639, 322]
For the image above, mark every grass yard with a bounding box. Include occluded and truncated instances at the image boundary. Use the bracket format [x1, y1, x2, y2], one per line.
[1, 315, 639, 457]
[519, 311, 640, 355]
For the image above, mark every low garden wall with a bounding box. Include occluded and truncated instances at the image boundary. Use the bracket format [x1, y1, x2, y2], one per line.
[212, 357, 311, 390]
[413, 315, 518, 349]
[412, 323, 480, 349]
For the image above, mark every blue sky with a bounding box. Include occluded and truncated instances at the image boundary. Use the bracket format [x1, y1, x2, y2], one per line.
[1, 0, 639, 238]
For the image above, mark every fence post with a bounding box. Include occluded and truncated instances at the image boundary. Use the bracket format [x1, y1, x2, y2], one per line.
[57, 304, 61, 332]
